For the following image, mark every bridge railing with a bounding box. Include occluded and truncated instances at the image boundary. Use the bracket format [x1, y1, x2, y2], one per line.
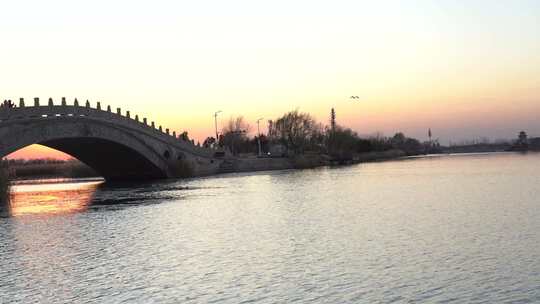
[0, 97, 214, 157]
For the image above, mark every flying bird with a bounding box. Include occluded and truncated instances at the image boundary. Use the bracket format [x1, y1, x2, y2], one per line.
[349, 96, 360, 100]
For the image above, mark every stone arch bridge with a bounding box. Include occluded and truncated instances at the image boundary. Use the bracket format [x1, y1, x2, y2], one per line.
[0, 97, 232, 180]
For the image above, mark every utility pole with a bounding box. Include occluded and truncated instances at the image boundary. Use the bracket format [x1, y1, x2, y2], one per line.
[214, 110, 222, 143]
[330, 108, 336, 133]
[256, 118, 264, 157]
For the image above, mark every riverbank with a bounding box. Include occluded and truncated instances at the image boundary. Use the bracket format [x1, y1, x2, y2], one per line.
[230, 150, 531, 175]
[231, 149, 408, 174]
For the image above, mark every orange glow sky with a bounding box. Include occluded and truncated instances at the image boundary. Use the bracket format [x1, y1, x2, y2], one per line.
[2, 1, 540, 159]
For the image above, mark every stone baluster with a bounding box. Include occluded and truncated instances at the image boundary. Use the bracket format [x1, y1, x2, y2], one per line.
[85, 100, 90, 108]
[107, 105, 111, 112]
[97, 102, 101, 110]
[116, 108, 121, 115]
[159, 126, 162, 132]
[166, 128, 169, 135]
[19, 98, 25, 108]
[135, 115, 139, 122]
[61, 97, 67, 106]
[48, 98, 54, 107]
[173, 131, 176, 138]
[72, 98, 79, 115]
[34, 97, 39, 107]
[151, 121, 155, 129]
[143, 118, 147, 125]
[126, 111, 130, 119]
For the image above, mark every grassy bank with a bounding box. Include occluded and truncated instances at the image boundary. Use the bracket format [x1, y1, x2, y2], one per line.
[353, 149, 407, 163]
[234, 149, 409, 173]
[292, 153, 329, 169]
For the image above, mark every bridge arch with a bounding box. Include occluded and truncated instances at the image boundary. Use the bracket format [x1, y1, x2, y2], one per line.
[0, 118, 171, 180]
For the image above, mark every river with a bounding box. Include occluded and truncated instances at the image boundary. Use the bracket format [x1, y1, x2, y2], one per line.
[1, 153, 539, 303]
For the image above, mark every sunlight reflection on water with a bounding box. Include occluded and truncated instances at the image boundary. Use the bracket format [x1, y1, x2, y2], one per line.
[8, 179, 103, 216]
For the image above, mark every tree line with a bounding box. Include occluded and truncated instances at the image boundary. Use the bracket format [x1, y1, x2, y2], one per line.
[202, 109, 433, 160]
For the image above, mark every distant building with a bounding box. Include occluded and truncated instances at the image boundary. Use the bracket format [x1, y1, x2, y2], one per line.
[518, 131, 528, 145]
[511, 131, 530, 151]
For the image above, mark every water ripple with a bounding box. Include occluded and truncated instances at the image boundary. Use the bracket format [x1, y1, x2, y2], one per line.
[1, 153, 540, 303]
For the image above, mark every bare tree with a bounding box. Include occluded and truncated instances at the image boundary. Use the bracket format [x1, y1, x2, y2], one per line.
[221, 116, 251, 155]
[222, 116, 251, 135]
[268, 110, 324, 154]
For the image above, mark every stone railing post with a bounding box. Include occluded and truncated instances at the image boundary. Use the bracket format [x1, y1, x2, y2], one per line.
[19, 98, 25, 108]
[116, 108, 121, 115]
[85, 100, 90, 108]
[97, 102, 101, 110]
[166, 128, 169, 135]
[126, 111, 130, 118]
[143, 118, 147, 125]
[61, 97, 67, 106]
[34, 97, 39, 107]
[173, 131, 176, 138]
[135, 115, 139, 122]
[159, 126, 162, 132]
[71, 98, 79, 115]
[151, 121, 155, 129]
[48, 98, 54, 107]
[107, 105, 111, 112]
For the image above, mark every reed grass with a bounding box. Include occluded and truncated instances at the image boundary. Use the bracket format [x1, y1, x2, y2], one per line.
[8, 160, 98, 180]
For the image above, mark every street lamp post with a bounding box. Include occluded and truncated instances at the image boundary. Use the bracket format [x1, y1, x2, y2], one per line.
[214, 110, 222, 144]
[256, 118, 264, 157]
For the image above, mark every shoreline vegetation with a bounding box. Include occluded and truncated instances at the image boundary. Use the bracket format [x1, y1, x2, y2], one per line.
[4, 109, 535, 182]
[5, 159, 99, 180]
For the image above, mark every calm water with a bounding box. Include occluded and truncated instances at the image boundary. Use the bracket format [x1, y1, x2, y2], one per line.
[1, 153, 540, 303]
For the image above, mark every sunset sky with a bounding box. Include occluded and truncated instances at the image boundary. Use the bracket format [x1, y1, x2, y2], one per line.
[2, 0, 539, 159]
